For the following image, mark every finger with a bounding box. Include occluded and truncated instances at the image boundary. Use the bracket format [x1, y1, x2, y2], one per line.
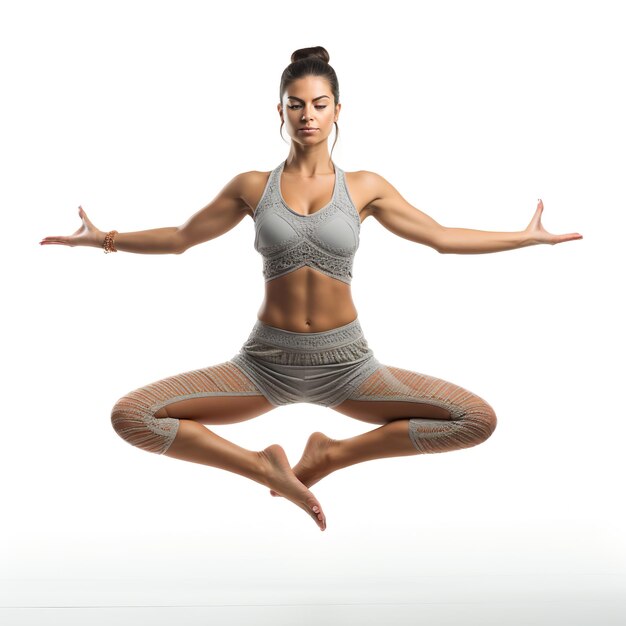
[312, 506, 327, 530]
[40, 236, 69, 245]
[526, 205, 542, 231]
[79, 205, 98, 231]
[553, 232, 583, 243]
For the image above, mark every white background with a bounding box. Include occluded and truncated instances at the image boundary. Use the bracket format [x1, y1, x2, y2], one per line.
[1, 0, 624, 622]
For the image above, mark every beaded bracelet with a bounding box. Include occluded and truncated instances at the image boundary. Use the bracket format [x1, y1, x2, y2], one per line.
[103, 230, 118, 253]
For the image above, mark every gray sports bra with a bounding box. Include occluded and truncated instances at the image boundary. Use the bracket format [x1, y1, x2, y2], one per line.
[253, 160, 360, 284]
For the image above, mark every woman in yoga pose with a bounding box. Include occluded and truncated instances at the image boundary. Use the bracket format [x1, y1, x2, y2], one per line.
[40, 46, 582, 532]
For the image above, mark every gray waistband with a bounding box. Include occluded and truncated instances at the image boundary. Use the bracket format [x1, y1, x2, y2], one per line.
[247, 317, 364, 352]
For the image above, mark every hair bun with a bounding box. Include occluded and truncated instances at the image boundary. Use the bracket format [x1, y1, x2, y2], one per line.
[291, 46, 330, 64]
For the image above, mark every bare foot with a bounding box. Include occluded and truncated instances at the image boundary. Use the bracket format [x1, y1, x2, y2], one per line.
[259, 443, 327, 531]
[269, 432, 337, 497]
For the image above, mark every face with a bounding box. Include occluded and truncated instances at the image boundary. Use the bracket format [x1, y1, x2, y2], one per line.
[278, 75, 341, 145]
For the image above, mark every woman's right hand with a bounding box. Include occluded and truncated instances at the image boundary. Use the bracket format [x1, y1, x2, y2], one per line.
[40, 205, 105, 249]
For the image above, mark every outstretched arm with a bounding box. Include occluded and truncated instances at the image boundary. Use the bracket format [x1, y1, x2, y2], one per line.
[40, 173, 249, 254]
[362, 172, 582, 254]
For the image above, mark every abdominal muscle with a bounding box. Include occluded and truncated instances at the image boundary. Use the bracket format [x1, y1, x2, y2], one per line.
[257, 266, 358, 333]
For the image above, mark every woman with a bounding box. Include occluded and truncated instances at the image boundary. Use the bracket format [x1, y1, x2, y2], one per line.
[40, 46, 582, 532]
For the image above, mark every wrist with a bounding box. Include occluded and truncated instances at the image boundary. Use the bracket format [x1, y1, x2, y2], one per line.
[102, 229, 119, 253]
[520, 229, 541, 247]
[91, 230, 107, 249]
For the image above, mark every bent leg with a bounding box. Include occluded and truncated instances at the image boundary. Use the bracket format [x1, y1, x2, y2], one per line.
[110, 361, 271, 455]
[110, 360, 326, 530]
[275, 365, 497, 494]
[336, 364, 498, 454]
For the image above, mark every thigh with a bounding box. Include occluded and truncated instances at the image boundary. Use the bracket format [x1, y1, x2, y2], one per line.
[331, 363, 485, 425]
[124, 360, 275, 426]
[154, 395, 274, 425]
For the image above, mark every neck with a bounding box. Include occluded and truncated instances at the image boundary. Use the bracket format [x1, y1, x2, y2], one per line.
[285, 144, 334, 175]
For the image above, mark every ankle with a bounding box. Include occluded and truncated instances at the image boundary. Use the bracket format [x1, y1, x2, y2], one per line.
[323, 437, 343, 474]
[255, 447, 276, 487]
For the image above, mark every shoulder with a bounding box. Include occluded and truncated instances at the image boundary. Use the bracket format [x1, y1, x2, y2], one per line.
[343, 169, 396, 199]
[229, 169, 273, 189]
[343, 168, 377, 181]
[229, 169, 275, 218]
[342, 170, 395, 221]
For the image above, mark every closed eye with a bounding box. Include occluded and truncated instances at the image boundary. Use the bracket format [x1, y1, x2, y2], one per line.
[288, 105, 327, 110]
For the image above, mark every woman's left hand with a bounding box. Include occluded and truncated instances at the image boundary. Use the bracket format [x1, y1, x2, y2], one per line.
[524, 199, 583, 245]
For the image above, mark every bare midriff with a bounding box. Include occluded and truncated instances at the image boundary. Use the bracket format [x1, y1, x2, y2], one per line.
[257, 266, 358, 333]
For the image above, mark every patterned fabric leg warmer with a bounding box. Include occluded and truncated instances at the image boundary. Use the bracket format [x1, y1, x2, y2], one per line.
[110, 361, 263, 455]
[346, 365, 497, 454]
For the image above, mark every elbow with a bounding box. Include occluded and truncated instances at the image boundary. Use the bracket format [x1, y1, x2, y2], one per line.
[173, 229, 188, 254]
[431, 227, 450, 254]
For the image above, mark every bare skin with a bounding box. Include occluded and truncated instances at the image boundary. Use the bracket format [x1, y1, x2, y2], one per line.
[40, 74, 582, 531]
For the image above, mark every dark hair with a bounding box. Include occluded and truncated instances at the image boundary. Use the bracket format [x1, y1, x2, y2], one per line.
[279, 46, 340, 160]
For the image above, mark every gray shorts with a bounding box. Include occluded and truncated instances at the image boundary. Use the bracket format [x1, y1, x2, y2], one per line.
[230, 317, 382, 408]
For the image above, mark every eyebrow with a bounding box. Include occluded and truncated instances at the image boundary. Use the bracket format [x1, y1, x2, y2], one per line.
[286, 95, 330, 103]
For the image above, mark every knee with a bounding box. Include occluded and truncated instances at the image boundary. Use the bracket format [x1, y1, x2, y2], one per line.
[110, 395, 139, 447]
[470, 399, 498, 445]
[110, 395, 132, 439]
[110, 394, 179, 455]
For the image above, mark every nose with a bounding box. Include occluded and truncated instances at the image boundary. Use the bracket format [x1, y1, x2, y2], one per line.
[301, 106, 315, 121]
